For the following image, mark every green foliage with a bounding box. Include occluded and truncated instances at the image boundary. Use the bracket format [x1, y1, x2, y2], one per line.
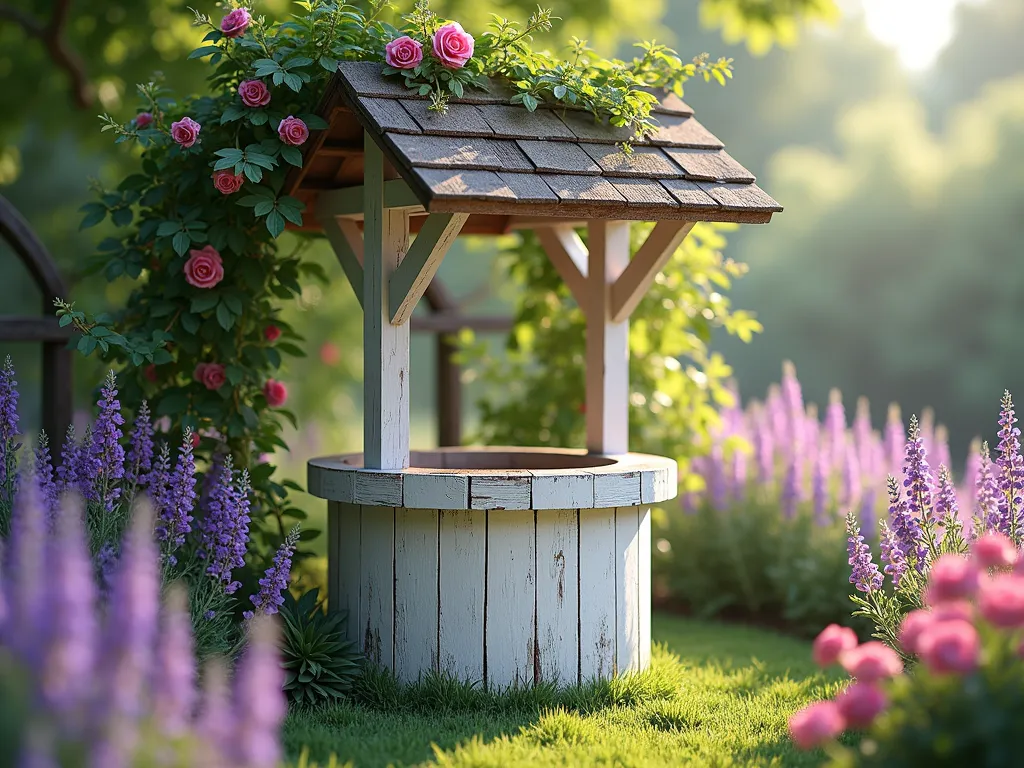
[280, 587, 362, 705]
[466, 224, 760, 470]
[654, 498, 866, 638]
[283, 614, 845, 767]
[700, 0, 839, 54]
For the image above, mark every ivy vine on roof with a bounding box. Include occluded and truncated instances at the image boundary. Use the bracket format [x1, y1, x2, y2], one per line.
[68, 0, 733, 560]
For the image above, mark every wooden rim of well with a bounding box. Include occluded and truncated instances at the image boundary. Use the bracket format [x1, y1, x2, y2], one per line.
[307, 446, 677, 511]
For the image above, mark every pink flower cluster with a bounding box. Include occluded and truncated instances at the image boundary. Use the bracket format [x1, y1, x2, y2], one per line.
[790, 533, 1024, 751]
[385, 22, 474, 71]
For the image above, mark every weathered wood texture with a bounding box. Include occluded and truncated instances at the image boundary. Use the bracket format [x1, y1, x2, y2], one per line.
[328, 500, 652, 690]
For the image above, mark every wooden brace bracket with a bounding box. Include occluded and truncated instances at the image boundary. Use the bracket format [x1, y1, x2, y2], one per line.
[318, 213, 365, 308]
[389, 212, 469, 325]
[535, 225, 589, 305]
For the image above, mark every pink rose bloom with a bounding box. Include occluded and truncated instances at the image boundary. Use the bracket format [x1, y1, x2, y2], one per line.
[194, 362, 226, 391]
[191, 432, 201, 449]
[212, 170, 245, 195]
[979, 573, 1024, 628]
[839, 641, 903, 681]
[277, 115, 309, 146]
[917, 619, 979, 674]
[184, 245, 224, 289]
[974, 532, 1017, 569]
[788, 701, 845, 751]
[931, 600, 974, 623]
[170, 116, 201, 148]
[238, 79, 271, 108]
[835, 682, 887, 729]
[320, 342, 340, 366]
[812, 624, 858, 668]
[432, 22, 474, 69]
[264, 325, 281, 342]
[264, 379, 287, 408]
[385, 35, 424, 70]
[135, 112, 154, 129]
[898, 609, 934, 654]
[927, 554, 981, 604]
[220, 7, 251, 38]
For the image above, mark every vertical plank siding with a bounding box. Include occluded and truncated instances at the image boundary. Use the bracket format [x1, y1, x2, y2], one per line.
[536, 509, 580, 685]
[578, 507, 618, 681]
[638, 507, 652, 670]
[394, 508, 440, 683]
[615, 506, 641, 675]
[337, 502, 362, 646]
[439, 509, 486, 682]
[485, 509, 537, 690]
[360, 506, 396, 670]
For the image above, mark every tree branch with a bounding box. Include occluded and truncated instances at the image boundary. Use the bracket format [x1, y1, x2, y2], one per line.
[0, 0, 93, 108]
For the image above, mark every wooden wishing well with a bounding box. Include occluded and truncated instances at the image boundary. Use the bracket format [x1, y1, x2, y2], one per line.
[295, 62, 781, 690]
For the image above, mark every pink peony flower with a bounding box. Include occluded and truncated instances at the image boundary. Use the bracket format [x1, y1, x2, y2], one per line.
[135, 112, 154, 129]
[143, 364, 158, 383]
[263, 379, 287, 408]
[839, 641, 903, 681]
[788, 701, 845, 750]
[898, 609, 934, 654]
[194, 363, 226, 391]
[979, 574, 1024, 628]
[212, 170, 245, 195]
[385, 35, 424, 70]
[220, 7, 251, 38]
[432, 22, 474, 69]
[263, 325, 281, 342]
[974, 532, 1017, 569]
[277, 116, 309, 146]
[917, 619, 980, 674]
[238, 79, 271, 108]
[184, 245, 224, 289]
[835, 682, 887, 729]
[812, 624, 858, 668]
[170, 116, 201, 148]
[931, 600, 974, 623]
[927, 554, 981, 604]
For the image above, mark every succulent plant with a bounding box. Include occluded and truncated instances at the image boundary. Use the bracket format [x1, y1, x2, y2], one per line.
[280, 588, 361, 706]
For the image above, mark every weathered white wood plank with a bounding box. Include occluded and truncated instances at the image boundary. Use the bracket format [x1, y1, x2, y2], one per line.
[609, 221, 694, 323]
[360, 506, 395, 670]
[486, 509, 537, 690]
[389, 212, 469, 325]
[404, 470, 470, 509]
[615, 506, 641, 675]
[439, 509, 486, 682]
[638, 507, 652, 671]
[585, 220, 631, 455]
[578, 508, 616, 681]
[470, 473, 532, 510]
[530, 470, 595, 510]
[536, 509, 579, 685]
[352, 471, 404, 506]
[536, 226, 589, 308]
[363, 131, 411, 470]
[394, 508, 440, 683]
[593, 470, 642, 508]
[337, 502, 361, 647]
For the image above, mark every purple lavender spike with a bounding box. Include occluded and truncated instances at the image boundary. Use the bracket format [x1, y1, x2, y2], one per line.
[32, 432, 59, 519]
[72, 425, 96, 503]
[962, 438, 982, 513]
[887, 475, 926, 571]
[156, 431, 196, 563]
[38, 496, 97, 716]
[90, 371, 126, 513]
[878, 520, 907, 587]
[976, 441, 1003, 534]
[902, 415, 935, 524]
[124, 400, 155, 499]
[200, 460, 252, 593]
[232, 616, 287, 768]
[996, 391, 1024, 539]
[934, 465, 959, 525]
[846, 513, 882, 593]
[934, 425, 952, 478]
[765, 383, 788, 450]
[245, 526, 300, 620]
[0, 355, 20, 491]
[840, 441, 861, 510]
[811, 449, 828, 525]
[859, 485, 876, 535]
[824, 389, 847, 470]
[883, 403, 904, 478]
[853, 397, 874, 480]
[782, 453, 801, 519]
[55, 425, 80, 496]
[781, 361, 805, 459]
[750, 404, 775, 485]
[197, 658, 234, 763]
[4, 479, 47, 659]
[0, 538, 7, 632]
[707, 444, 727, 510]
[151, 584, 196, 736]
[150, 442, 172, 517]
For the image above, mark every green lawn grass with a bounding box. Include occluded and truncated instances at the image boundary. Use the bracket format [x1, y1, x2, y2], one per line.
[284, 614, 846, 768]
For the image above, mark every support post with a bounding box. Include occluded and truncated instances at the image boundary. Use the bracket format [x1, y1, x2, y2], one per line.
[363, 132, 411, 469]
[585, 221, 631, 455]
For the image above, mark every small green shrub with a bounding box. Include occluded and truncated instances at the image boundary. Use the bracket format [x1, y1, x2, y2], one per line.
[281, 588, 362, 706]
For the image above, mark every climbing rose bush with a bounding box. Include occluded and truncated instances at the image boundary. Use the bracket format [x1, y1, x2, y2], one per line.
[790, 540, 1024, 766]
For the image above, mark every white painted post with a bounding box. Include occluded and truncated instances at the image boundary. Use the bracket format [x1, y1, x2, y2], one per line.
[363, 132, 411, 469]
[586, 221, 631, 455]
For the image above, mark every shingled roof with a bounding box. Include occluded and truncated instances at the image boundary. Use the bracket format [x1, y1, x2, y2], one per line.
[291, 61, 781, 231]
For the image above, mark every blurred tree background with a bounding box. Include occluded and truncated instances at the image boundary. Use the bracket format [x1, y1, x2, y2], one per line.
[2, 0, 1021, 478]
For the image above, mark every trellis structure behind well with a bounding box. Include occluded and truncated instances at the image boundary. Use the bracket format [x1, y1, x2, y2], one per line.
[296, 62, 781, 689]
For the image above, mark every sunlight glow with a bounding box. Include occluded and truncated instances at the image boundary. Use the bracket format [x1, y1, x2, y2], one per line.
[859, 0, 983, 71]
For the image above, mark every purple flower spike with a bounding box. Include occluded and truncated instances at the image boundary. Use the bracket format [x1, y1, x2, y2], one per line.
[124, 400, 155, 498]
[150, 442, 172, 516]
[996, 391, 1024, 538]
[878, 520, 907, 587]
[751, 406, 775, 485]
[197, 659, 234, 762]
[883, 403, 904, 478]
[840, 441, 861, 510]
[781, 361, 805, 458]
[55, 425, 80, 497]
[934, 465, 959, 524]
[0, 355, 20, 489]
[887, 475, 925, 570]
[976, 441, 1003, 533]
[782, 453, 801, 519]
[859, 485, 876, 535]
[232, 616, 286, 768]
[4, 479, 48, 659]
[90, 371, 126, 512]
[200, 460, 252, 593]
[824, 389, 846, 469]
[902, 415, 936, 527]
[151, 584, 195, 736]
[811, 450, 828, 526]
[853, 396, 874, 478]
[846, 512, 882, 594]
[962, 439, 982, 514]
[245, 526, 299, 620]
[156, 431, 196, 559]
[39, 496, 97, 716]
[32, 432, 59, 518]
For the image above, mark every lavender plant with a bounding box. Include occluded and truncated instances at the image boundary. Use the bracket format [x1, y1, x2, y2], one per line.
[0, 480, 288, 768]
